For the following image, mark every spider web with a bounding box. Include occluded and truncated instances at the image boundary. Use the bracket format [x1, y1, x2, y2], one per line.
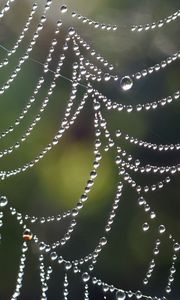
[0, 0, 180, 299]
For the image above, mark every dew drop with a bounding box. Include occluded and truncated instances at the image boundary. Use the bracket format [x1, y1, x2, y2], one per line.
[60, 5, 68, 14]
[165, 286, 171, 294]
[127, 290, 133, 298]
[138, 197, 145, 206]
[173, 243, 180, 252]
[39, 242, 45, 251]
[142, 222, 149, 232]
[120, 76, 133, 91]
[116, 290, 126, 300]
[0, 196, 8, 208]
[68, 27, 75, 36]
[158, 225, 166, 234]
[136, 291, 142, 299]
[100, 237, 107, 246]
[104, 73, 111, 81]
[50, 251, 58, 261]
[82, 272, 90, 282]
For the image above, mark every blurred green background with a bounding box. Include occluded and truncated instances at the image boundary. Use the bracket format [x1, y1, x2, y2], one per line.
[0, 0, 180, 299]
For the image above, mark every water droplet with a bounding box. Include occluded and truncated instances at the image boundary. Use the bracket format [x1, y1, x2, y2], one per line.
[65, 261, 72, 270]
[158, 225, 166, 234]
[100, 237, 107, 246]
[60, 5, 68, 13]
[0, 196, 8, 208]
[138, 197, 145, 206]
[142, 223, 149, 232]
[173, 243, 180, 252]
[116, 290, 126, 300]
[82, 272, 90, 282]
[165, 286, 171, 294]
[104, 73, 111, 81]
[68, 27, 75, 36]
[136, 291, 142, 299]
[23, 229, 33, 241]
[50, 252, 58, 261]
[120, 76, 133, 91]
[39, 242, 45, 251]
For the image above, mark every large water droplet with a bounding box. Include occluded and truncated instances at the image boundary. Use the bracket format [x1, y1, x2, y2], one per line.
[116, 290, 126, 300]
[0, 196, 8, 208]
[120, 76, 133, 91]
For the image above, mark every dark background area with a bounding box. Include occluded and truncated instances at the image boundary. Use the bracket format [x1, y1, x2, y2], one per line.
[0, 0, 180, 299]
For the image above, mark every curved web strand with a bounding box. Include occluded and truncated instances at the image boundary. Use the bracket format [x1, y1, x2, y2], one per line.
[98, 89, 180, 113]
[0, 87, 90, 181]
[63, 4, 180, 33]
[73, 31, 180, 89]
[0, 0, 52, 96]
[116, 130, 180, 152]
[0, 19, 62, 140]
[0, 0, 16, 20]
[0, 3, 38, 70]
[0, 33, 71, 158]
[10, 242, 28, 300]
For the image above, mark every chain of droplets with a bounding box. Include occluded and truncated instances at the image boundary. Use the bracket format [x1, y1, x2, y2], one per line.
[114, 139, 180, 186]
[95, 87, 180, 115]
[122, 165, 180, 294]
[143, 238, 161, 286]
[39, 254, 53, 300]
[0, 29, 71, 159]
[117, 146, 172, 194]
[0, 63, 91, 180]
[60, 4, 180, 33]
[0, 3, 38, 69]
[117, 130, 180, 151]
[0, 109, 125, 293]
[92, 276, 166, 300]
[10, 242, 28, 300]
[103, 112, 180, 297]
[113, 138, 180, 176]
[136, 195, 180, 296]
[23, 106, 103, 253]
[63, 273, 69, 300]
[72, 31, 180, 92]
[96, 109, 172, 193]
[120, 154, 180, 176]
[38, 108, 163, 300]
[72, 41, 180, 112]
[0, 5, 179, 299]
[0, 0, 15, 20]
[1, 108, 176, 300]
[0, 19, 62, 140]
[47, 181, 123, 272]
[34, 149, 102, 251]
[17, 116, 101, 227]
[0, 0, 52, 96]
[25, 92, 179, 299]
